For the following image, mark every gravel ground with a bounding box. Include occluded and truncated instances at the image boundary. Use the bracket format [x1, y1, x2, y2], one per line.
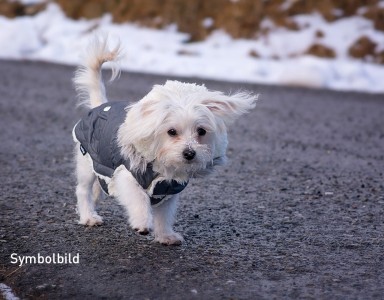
[0, 60, 384, 300]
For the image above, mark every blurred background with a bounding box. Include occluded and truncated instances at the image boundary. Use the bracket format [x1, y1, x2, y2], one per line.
[1, 0, 384, 93]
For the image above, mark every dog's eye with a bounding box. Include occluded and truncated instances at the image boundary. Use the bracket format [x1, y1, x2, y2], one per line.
[167, 129, 177, 136]
[197, 127, 206, 136]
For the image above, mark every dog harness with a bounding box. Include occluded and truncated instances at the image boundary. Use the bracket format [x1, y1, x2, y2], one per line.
[73, 101, 188, 206]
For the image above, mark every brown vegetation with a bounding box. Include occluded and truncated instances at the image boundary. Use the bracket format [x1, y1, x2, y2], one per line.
[305, 43, 336, 59]
[51, 0, 382, 41]
[0, 0, 45, 17]
[348, 35, 384, 63]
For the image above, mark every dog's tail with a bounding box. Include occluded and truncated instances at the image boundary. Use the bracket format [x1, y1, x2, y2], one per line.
[73, 35, 123, 109]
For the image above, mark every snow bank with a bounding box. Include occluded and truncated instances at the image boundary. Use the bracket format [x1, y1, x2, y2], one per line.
[0, 3, 383, 93]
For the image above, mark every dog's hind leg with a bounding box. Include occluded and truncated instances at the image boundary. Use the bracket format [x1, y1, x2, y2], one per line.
[92, 179, 104, 202]
[75, 148, 103, 226]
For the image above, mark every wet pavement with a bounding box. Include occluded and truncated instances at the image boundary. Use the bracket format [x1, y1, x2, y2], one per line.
[1, 60, 384, 299]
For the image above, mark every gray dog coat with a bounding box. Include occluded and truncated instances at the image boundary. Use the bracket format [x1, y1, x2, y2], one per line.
[73, 101, 188, 206]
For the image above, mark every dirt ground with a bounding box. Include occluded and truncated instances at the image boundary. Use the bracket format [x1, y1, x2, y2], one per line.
[0, 60, 384, 299]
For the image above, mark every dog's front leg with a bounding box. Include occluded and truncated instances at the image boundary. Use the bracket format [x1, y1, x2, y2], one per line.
[112, 166, 153, 235]
[153, 194, 184, 245]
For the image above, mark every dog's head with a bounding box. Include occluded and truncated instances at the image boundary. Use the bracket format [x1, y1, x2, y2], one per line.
[118, 81, 257, 182]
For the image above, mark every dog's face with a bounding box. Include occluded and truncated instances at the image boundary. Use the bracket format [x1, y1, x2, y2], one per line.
[150, 100, 225, 180]
[118, 81, 256, 181]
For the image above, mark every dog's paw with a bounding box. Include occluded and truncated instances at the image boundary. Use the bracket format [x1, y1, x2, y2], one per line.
[133, 227, 151, 235]
[130, 219, 153, 235]
[154, 232, 184, 246]
[79, 214, 103, 226]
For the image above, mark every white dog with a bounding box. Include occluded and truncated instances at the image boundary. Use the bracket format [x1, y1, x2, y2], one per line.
[72, 36, 257, 245]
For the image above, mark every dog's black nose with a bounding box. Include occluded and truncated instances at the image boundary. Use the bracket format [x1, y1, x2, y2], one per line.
[183, 149, 196, 161]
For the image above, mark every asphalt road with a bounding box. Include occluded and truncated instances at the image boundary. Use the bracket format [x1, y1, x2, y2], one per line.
[1, 60, 384, 300]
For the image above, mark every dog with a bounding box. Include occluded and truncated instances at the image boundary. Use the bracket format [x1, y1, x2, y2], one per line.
[72, 36, 257, 245]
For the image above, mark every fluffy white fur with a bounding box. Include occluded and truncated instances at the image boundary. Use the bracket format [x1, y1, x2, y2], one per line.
[73, 35, 257, 245]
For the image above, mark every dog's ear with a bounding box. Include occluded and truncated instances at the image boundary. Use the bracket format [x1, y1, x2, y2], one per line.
[120, 99, 163, 142]
[118, 99, 164, 171]
[201, 92, 258, 125]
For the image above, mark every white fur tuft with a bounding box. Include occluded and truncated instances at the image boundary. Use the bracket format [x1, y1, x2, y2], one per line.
[73, 34, 123, 108]
[201, 90, 259, 125]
